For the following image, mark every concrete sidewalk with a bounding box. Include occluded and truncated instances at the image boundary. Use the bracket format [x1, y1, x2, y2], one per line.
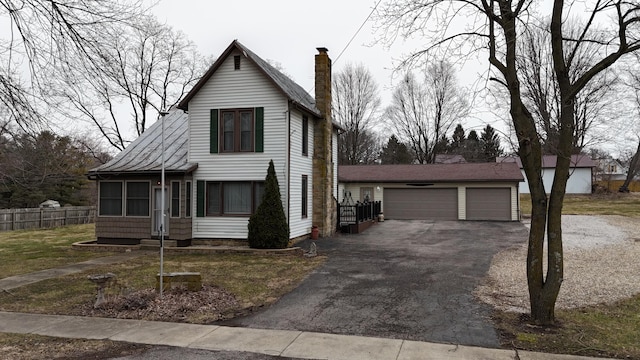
[0, 311, 611, 360]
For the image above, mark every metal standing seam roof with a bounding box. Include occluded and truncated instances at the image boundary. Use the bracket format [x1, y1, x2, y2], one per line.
[338, 163, 525, 183]
[177, 40, 321, 118]
[88, 110, 196, 176]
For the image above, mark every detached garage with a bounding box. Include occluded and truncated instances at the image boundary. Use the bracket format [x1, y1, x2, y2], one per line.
[338, 163, 524, 221]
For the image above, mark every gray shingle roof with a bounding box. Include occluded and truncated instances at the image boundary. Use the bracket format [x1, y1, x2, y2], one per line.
[88, 110, 196, 177]
[338, 163, 524, 183]
[496, 155, 596, 168]
[178, 40, 321, 117]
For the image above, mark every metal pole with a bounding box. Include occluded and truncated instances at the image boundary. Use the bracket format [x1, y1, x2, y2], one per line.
[159, 110, 169, 299]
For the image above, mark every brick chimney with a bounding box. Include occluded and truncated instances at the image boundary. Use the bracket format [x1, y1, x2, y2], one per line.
[312, 47, 337, 237]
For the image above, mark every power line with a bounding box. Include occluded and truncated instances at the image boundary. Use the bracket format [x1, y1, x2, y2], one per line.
[334, 0, 382, 65]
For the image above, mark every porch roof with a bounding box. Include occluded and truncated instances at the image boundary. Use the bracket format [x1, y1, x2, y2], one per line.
[88, 110, 197, 178]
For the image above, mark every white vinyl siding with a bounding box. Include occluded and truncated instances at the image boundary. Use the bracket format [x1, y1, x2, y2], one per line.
[518, 167, 592, 194]
[289, 110, 314, 238]
[332, 130, 338, 200]
[189, 50, 289, 239]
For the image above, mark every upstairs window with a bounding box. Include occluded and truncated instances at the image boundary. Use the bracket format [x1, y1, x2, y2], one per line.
[302, 116, 308, 156]
[221, 109, 254, 152]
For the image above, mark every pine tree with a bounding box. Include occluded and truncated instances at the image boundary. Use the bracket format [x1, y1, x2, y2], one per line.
[379, 135, 413, 164]
[479, 124, 503, 162]
[247, 160, 289, 249]
[464, 130, 481, 162]
[449, 124, 466, 152]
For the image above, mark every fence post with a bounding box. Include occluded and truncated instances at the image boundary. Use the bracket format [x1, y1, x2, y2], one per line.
[12, 210, 16, 231]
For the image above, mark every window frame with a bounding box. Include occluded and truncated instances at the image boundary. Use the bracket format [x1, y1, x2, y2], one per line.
[99, 181, 123, 217]
[220, 108, 254, 153]
[301, 175, 308, 218]
[171, 181, 180, 218]
[125, 181, 150, 217]
[205, 181, 264, 217]
[185, 181, 192, 218]
[302, 115, 308, 156]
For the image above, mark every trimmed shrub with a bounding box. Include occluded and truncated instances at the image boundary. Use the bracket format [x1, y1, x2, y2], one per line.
[248, 160, 289, 249]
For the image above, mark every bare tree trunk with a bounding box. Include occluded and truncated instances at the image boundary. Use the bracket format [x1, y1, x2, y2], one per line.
[620, 140, 640, 192]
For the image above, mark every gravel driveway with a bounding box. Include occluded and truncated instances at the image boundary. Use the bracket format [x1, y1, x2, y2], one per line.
[475, 215, 640, 312]
[223, 220, 529, 348]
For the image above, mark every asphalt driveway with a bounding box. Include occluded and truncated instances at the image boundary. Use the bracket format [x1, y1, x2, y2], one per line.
[223, 220, 528, 348]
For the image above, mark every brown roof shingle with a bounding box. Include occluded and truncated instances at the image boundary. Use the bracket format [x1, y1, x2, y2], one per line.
[338, 163, 524, 183]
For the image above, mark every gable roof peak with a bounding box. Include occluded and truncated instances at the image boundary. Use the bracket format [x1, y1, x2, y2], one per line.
[177, 40, 320, 117]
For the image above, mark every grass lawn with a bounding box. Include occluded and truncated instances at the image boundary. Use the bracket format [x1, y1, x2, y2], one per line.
[0, 224, 119, 278]
[0, 224, 325, 358]
[494, 295, 640, 359]
[510, 192, 640, 359]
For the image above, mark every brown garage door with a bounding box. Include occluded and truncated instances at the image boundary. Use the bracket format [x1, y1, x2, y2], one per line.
[466, 188, 512, 221]
[384, 188, 458, 220]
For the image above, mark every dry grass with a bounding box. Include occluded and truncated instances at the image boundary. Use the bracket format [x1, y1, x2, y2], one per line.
[0, 333, 150, 360]
[494, 295, 640, 359]
[520, 192, 640, 217]
[0, 252, 325, 322]
[0, 224, 117, 277]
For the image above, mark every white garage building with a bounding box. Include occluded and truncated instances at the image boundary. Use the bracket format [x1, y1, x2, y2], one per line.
[338, 163, 524, 221]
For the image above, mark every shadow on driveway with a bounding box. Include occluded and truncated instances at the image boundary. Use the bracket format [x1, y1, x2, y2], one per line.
[222, 220, 528, 348]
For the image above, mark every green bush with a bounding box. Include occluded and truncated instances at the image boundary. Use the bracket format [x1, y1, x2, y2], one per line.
[248, 160, 289, 249]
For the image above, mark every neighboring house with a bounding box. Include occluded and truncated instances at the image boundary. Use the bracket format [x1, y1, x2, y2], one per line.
[338, 162, 524, 221]
[593, 157, 627, 181]
[434, 154, 467, 164]
[497, 155, 595, 194]
[88, 41, 339, 245]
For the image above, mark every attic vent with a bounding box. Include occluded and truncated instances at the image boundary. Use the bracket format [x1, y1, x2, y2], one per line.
[234, 55, 241, 70]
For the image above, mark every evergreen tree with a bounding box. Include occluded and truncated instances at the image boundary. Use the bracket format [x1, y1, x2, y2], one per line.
[449, 124, 466, 152]
[479, 124, 503, 162]
[247, 160, 289, 249]
[379, 135, 413, 164]
[464, 130, 481, 162]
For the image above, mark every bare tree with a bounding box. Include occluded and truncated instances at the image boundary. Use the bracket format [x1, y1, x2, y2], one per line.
[333, 63, 381, 164]
[385, 61, 468, 164]
[377, 0, 640, 325]
[0, 0, 146, 133]
[52, 17, 207, 150]
[517, 23, 619, 154]
[620, 59, 640, 192]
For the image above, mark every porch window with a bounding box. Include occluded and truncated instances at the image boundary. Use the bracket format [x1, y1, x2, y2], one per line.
[99, 182, 122, 216]
[171, 181, 180, 217]
[206, 181, 264, 216]
[185, 181, 192, 217]
[126, 182, 150, 216]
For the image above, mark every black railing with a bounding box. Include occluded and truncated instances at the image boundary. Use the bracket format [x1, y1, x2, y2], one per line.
[338, 201, 381, 229]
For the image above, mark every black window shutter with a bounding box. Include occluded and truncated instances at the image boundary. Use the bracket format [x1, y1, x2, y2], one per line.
[255, 107, 264, 152]
[196, 180, 205, 217]
[210, 109, 218, 153]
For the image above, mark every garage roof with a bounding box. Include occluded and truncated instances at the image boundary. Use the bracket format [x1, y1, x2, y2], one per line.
[496, 155, 596, 168]
[338, 163, 524, 183]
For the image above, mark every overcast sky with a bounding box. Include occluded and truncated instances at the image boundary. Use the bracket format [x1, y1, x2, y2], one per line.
[152, 0, 411, 101]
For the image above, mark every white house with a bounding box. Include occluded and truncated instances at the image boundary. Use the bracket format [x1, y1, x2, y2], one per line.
[88, 41, 339, 245]
[497, 155, 595, 194]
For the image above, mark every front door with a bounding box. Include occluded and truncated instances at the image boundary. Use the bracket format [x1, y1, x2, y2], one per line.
[152, 187, 169, 236]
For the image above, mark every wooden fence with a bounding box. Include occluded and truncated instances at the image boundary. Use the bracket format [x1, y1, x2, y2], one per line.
[0, 206, 96, 232]
[594, 180, 640, 192]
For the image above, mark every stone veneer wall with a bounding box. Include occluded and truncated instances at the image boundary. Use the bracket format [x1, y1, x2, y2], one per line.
[312, 48, 337, 237]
